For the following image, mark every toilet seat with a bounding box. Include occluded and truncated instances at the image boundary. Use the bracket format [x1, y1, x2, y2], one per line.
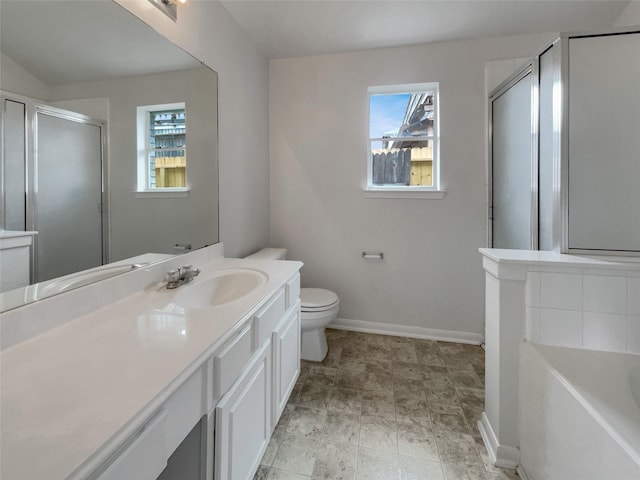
[300, 288, 339, 311]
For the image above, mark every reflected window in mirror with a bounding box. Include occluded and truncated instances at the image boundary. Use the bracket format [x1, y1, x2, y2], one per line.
[137, 102, 187, 192]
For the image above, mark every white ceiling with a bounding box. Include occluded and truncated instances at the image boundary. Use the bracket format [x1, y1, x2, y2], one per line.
[219, 0, 632, 59]
[0, 1, 201, 86]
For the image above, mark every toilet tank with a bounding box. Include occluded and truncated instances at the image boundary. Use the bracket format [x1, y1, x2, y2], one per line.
[244, 248, 287, 260]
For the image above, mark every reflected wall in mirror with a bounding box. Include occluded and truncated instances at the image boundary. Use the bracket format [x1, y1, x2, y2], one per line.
[0, 0, 219, 311]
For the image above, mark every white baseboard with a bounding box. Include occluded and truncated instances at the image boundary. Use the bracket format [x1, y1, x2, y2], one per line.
[478, 412, 520, 468]
[517, 466, 531, 480]
[328, 318, 483, 345]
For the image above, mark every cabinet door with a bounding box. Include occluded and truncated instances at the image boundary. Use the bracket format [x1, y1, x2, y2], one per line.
[215, 342, 271, 480]
[272, 304, 301, 426]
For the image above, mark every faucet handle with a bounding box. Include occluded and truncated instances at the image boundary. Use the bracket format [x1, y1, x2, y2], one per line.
[166, 269, 181, 283]
[181, 265, 200, 276]
[180, 265, 200, 283]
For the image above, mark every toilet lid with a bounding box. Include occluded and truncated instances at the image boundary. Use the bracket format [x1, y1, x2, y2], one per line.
[300, 288, 339, 310]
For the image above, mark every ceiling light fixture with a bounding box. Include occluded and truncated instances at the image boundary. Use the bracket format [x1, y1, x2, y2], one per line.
[148, 0, 186, 22]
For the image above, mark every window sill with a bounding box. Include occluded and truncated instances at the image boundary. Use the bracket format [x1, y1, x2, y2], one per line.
[135, 189, 189, 199]
[363, 188, 446, 199]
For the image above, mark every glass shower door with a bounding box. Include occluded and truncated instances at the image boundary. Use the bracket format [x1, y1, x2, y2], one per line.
[35, 110, 104, 282]
[491, 71, 536, 250]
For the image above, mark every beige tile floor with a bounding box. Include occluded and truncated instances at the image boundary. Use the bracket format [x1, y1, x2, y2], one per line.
[255, 329, 518, 480]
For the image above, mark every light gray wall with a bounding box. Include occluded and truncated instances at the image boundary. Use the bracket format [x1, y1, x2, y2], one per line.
[1, 52, 50, 100]
[614, 1, 640, 26]
[116, 0, 270, 258]
[51, 69, 218, 261]
[269, 33, 554, 337]
[51, 98, 110, 124]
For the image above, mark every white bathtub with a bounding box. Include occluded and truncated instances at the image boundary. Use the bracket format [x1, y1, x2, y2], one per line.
[519, 341, 640, 480]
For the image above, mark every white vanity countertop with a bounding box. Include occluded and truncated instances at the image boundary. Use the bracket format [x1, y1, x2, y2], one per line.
[0, 230, 38, 249]
[0, 256, 302, 480]
[0, 230, 38, 239]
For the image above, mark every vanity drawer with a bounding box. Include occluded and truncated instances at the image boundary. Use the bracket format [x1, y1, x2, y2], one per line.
[286, 274, 301, 310]
[98, 409, 168, 480]
[213, 322, 253, 398]
[165, 368, 204, 456]
[255, 289, 286, 347]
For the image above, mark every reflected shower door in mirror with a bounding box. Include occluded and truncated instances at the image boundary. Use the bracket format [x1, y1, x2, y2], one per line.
[2, 98, 106, 284]
[36, 107, 106, 283]
[0, 0, 219, 310]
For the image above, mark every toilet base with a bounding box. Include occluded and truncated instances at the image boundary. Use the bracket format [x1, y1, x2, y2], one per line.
[301, 328, 328, 362]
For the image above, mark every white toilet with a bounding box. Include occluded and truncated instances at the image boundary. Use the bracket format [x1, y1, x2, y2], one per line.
[245, 248, 339, 361]
[298, 287, 339, 361]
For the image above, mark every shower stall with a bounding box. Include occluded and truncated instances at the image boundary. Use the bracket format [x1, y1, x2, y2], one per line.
[1, 93, 107, 284]
[481, 25, 640, 474]
[488, 28, 640, 256]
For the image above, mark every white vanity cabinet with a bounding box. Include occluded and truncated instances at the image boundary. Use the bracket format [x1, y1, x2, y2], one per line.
[272, 303, 301, 424]
[213, 272, 301, 480]
[96, 368, 206, 480]
[0, 244, 302, 480]
[0, 231, 37, 292]
[274, 273, 301, 425]
[97, 270, 301, 480]
[215, 342, 272, 480]
[0, 250, 302, 480]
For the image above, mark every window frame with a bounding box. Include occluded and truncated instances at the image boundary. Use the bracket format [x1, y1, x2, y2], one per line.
[365, 83, 445, 199]
[135, 102, 189, 197]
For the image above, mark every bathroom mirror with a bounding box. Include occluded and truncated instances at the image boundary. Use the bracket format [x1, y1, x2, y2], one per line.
[0, 0, 219, 311]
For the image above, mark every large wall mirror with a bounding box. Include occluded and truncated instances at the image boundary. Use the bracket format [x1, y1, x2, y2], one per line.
[0, 0, 219, 311]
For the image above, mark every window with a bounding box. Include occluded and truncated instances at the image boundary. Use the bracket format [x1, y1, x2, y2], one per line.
[367, 83, 443, 198]
[136, 102, 187, 194]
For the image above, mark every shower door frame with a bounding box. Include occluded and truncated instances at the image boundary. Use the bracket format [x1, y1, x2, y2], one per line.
[488, 27, 640, 256]
[487, 61, 540, 251]
[559, 29, 640, 256]
[0, 91, 109, 282]
[0, 97, 26, 231]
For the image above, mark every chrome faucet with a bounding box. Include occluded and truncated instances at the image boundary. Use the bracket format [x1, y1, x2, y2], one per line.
[166, 265, 201, 289]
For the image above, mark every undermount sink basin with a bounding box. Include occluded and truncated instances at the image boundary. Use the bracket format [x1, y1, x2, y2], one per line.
[172, 268, 268, 308]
